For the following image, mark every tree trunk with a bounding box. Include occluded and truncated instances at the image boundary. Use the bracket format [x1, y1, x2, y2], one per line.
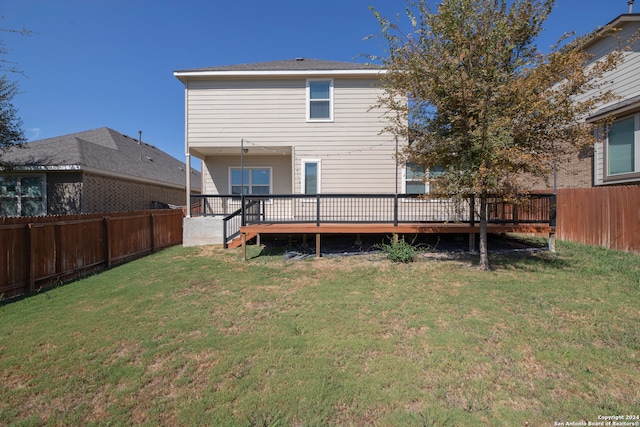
[478, 194, 490, 271]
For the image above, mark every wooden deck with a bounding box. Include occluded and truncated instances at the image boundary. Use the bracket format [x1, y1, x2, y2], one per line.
[237, 222, 555, 260]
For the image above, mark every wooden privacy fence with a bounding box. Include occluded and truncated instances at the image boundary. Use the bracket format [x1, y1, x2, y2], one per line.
[0, 209, 183, 299]
[556, 185, 640, 253]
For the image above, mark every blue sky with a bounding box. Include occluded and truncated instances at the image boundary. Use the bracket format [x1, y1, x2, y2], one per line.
[0, 0, 633, 168]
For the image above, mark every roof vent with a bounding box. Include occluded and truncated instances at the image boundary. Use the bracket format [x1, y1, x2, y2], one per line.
[295, 57, 304, 61]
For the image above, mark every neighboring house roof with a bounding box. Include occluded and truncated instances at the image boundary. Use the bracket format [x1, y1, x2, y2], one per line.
[174, 58, 385, 80]
[580, 13, 640, 48]
[1, 127, 201, 191]
[588, 93, 640, 122]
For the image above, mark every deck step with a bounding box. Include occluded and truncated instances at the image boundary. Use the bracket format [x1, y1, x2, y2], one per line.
[226, 232, 257, 249]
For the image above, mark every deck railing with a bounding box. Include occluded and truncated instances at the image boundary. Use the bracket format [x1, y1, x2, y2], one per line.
[191, 193, 555, 244]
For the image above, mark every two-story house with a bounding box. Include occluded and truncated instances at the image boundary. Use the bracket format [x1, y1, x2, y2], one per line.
[542, 13, 640, 190]
[175, 58, 401, 245]
[584, 13, 640, 187]
[175, 59, 555, 249]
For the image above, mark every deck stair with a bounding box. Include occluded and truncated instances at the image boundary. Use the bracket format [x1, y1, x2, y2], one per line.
[226, 232, 257, 249]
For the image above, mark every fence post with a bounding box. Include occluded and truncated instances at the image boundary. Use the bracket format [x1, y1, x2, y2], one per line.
[27, 223, 36, 293]
[55, 223, 62, 280]
[103, 217, 112, 268]
[150, 213, 156, 252]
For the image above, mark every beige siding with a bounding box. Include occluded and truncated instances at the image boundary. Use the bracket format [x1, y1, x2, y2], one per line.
[187, 76, 398, 194]
[203, 155, 292, 194]
[594, 142, 604, 186]
[574, 21, 640, 185]
[578, 22, 640, 105]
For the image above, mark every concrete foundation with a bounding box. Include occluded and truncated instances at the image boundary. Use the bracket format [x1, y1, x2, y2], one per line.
[183, 216, 224, 246]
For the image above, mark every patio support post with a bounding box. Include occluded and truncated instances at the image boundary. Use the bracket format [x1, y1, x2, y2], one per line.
[241, 138, 246, 227]
[185, 153, 191, 218]
[316, 233, 321, 258]
[394, 137, 399, 227]
[242, 233, 247, 261]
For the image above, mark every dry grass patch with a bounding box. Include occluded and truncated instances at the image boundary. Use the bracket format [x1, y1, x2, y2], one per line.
[0, 240, 638, 425]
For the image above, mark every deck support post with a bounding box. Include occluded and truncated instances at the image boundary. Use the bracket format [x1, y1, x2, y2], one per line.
[548, 232, 556, 253]
[393, 233, 398, 244]
[242, 233, 247, 261]
[302, 234, 307, 247]
[316, 233, 321, 258]
[469, 233, 476, 253]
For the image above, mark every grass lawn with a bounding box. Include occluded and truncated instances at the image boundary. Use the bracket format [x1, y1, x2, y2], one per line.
[0, 238, 639, 426]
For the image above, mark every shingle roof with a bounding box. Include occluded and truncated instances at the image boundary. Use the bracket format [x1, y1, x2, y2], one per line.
[1, 127, 201, 191]
[175, 58, 384, 74]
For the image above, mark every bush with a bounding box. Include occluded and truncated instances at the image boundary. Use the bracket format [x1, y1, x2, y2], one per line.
[375, 236, 417, 263]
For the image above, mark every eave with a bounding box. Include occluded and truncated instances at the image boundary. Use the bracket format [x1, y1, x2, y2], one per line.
[174, 69, 387, 83]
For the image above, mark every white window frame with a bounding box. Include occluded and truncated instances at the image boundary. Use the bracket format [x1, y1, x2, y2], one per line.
[301, 159, 321, 194]
[402, 164, 447, 197]
[228, 166, 273, 195]
[306, 79, 334, 122]
[402, 163, 428, 195]
[605, 113, 640, 181]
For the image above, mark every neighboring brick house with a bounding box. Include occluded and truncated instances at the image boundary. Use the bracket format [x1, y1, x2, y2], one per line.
[0, 127, 201, 216]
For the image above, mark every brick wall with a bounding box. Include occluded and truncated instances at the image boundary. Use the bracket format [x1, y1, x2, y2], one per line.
[47, 172, 83, 215]
[83, 173, 186, 213]
[524, 148, 594, 191]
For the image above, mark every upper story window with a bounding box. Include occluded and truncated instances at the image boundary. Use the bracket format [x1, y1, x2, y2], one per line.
[0, 175, 46, 217]
[229, 167, 272, 195]
[307, 79, 333, 122]
[606, 115, 638, 179]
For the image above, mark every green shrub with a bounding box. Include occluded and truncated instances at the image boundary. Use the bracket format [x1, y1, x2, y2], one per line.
[375, 236, 418, 263]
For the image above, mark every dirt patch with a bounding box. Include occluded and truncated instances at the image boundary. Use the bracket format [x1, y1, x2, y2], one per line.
[261, 233, 547, 261]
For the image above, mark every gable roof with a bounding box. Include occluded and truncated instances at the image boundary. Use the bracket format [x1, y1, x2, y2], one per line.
[1, 127, 201, 191]
[580, 13, 640, 49]
[174, 58, 385, 80]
